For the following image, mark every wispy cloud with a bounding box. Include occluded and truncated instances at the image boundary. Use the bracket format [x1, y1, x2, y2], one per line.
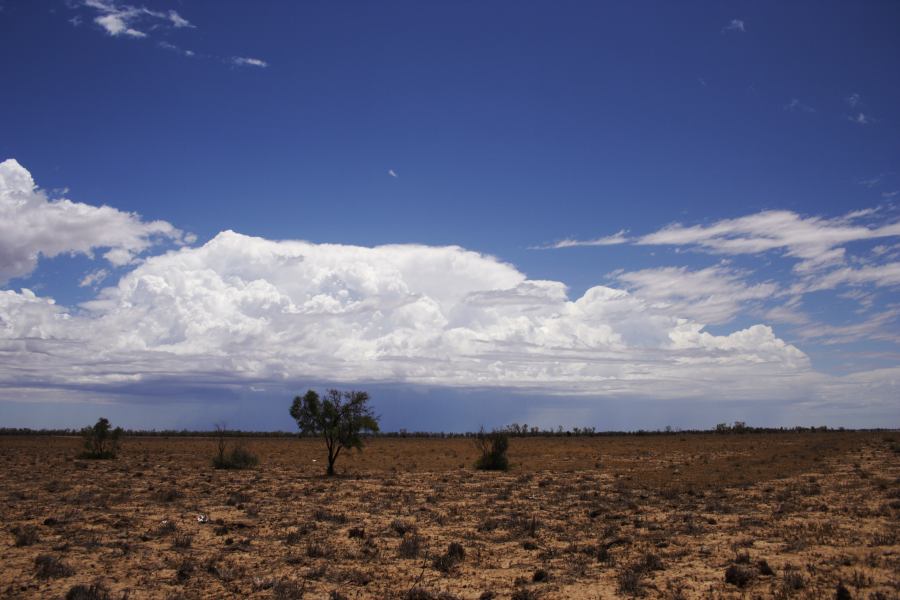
[74, 2, 266, 68]
[634, 209, 900, 272]
[611, 264, 778, 325]
[232, 56, 269, 68]
[158, 41, 194, 57]
[859, 175, 882, 188]
[540, 209, 900, 274]
[722, 19, 745, 33]
[388, 169, 398, 178]
[83, 0, 192, 38]
[167, 9, 192, 28]
[847, 93, 862, 108]
[533, 230, 629, 250]
[79, 268, 109, 288]
[784, 98, 815, 113]
[849, 113, 873, 126]
[794, 308, 900, 345]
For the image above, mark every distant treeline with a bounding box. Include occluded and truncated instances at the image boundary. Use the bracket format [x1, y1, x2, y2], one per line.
[0, 421, 892, 438]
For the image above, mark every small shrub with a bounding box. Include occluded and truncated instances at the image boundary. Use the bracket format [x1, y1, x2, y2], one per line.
[398, 533, 422, 558]
[446, 542, 465, 561]
[532, 568, 549, 582]
[176, 558, 195, 583]
[35, 554, 74, 579]
[781, 569, 805, 592]
[724, 564, 754, 588]
[12, 524, 39, 547]
[153, 487, 182, 503]
[273, 579, 306, 600]
[306, 540, 331, 558]
[432, 542, 465, 573]
[617, 563, 645, 595]
[640, 552, 664, 571]
[213, 445, 259, 470]
[65, 583, 111, 600]
[757, 559, 775, 576]
[313, 509, 347, 524]
[835, 582, 852, 600]
[390, 519, 417, 536]
[79, 418, 122, 459]
[156, 519, 177, 536]
[406, 590, 460, 600]
[226, 491, 251, 506]
[474, 427, 509, 471]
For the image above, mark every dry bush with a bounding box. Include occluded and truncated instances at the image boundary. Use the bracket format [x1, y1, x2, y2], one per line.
[398, 532, 422, 558]
[474, 428, 509, 471]
[432, 542, 465, 573]
[617, 562, 646, 596]
[11, 524, 39, 547]
[65, 583, 112, 600]
[724, 564, 754, 588]
[35, 554, 74, 579]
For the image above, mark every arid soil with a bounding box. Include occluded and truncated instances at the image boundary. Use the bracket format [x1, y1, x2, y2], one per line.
[2, 432, 898, 599]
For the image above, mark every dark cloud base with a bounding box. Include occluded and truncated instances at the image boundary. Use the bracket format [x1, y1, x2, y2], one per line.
[3, 383, 896, 433]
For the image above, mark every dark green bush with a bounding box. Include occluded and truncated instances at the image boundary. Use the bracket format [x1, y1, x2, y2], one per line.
[212, 444, 259, 469]
[79, 418, 122, 459]
[474, 427, 509, 471]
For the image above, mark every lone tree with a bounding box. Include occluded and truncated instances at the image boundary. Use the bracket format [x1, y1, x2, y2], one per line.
[290, 389, 379, 476]
[80, 417, 123, 459]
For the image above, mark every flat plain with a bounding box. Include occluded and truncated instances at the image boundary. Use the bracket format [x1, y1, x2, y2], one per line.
[1, 432, 898, 599]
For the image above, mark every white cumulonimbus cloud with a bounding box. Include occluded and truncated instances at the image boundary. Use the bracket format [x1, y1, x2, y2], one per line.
[0, 159, 897, 413]
[1, 230, 813, 401]
[0, 159, 187, 283]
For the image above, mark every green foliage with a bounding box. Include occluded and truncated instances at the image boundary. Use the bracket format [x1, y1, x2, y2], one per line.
[474, 427, 509, 471]
[79, 417, 123, 459]
[290, 389, 380, 476]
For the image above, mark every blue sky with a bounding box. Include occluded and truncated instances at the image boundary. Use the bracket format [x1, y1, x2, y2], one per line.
[1, 1, 899, 431]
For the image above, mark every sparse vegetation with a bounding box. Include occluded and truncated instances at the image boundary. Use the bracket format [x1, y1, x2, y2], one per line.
[2, 430, 897, 598]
